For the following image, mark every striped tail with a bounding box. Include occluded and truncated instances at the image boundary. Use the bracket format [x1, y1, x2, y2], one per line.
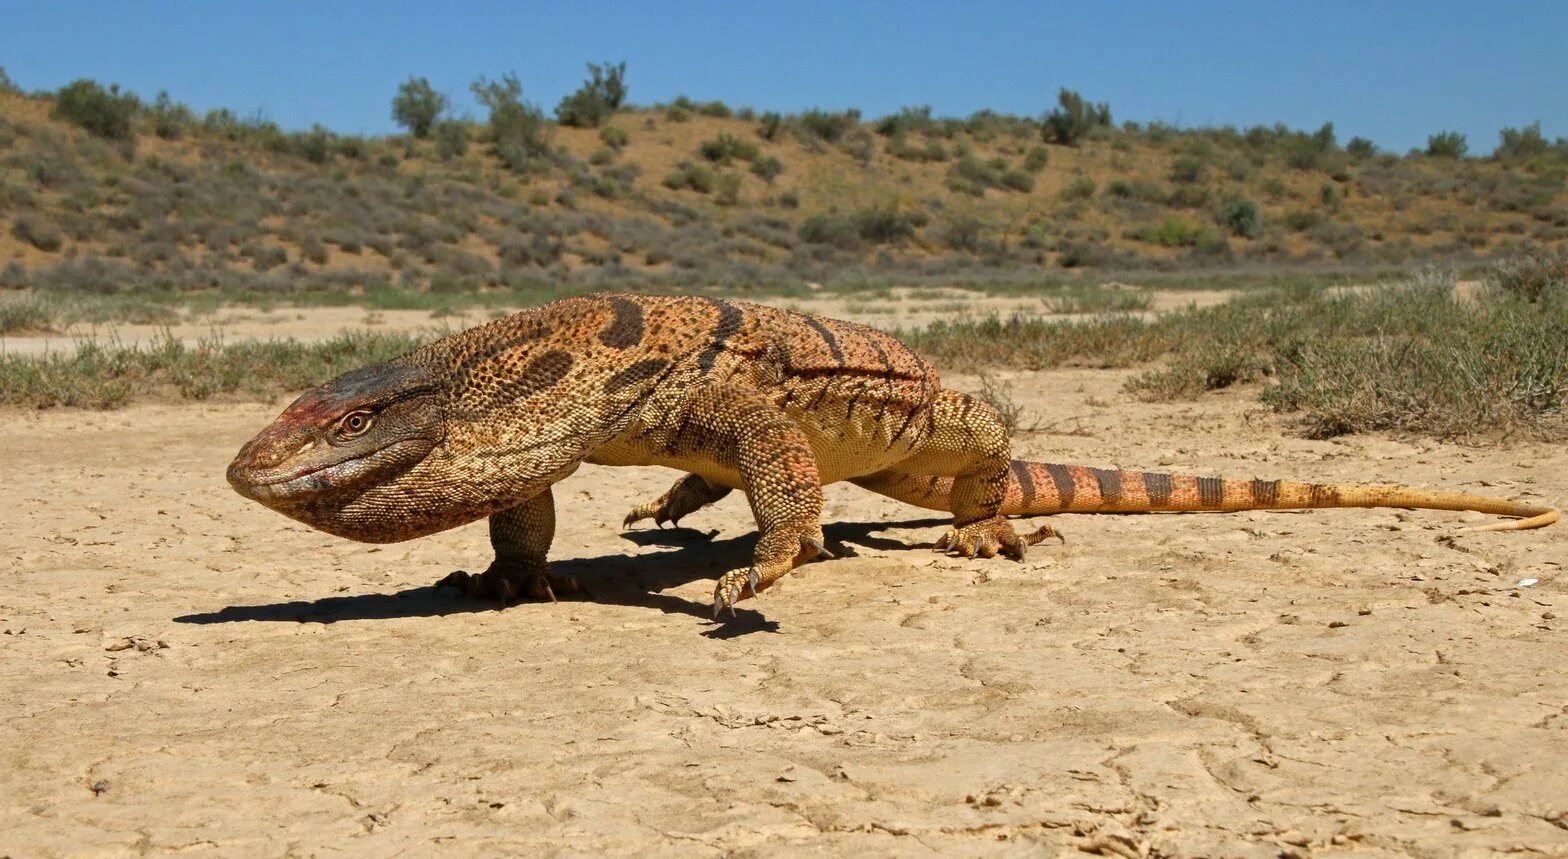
[861, 462, 1560, 532]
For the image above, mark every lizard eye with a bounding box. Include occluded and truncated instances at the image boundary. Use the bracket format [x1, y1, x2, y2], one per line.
[336, 411, 374, 438]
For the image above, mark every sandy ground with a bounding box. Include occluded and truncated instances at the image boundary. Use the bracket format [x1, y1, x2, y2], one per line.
[0, 286, 1236, 357]
[2, 364, 1565, 857]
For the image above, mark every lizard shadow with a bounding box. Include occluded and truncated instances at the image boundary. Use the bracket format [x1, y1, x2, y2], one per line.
[172, 517, 947, 636]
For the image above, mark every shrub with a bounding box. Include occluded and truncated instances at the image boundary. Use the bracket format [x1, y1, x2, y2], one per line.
[1218, 198, 1264, 239]
[798, 214, 859, 248]
[391, 77, 447, 138]
[1041, 88, 1110, 146]
[1169, 156, 1207, 183]
[699, 133, 760, 163]
[12, 215, 64, 252]
[750, 155, 784, 184]
[1283, 210, 1322, 232]
[146, 91, 193, 139]
[998, 169, 1035, 193]
[599, 124, 630, 149]
[852, 205, 919, 244]
[433, 119, 470, 159]
[471, 74, 552, 171]
[1139, 217, 1200, 247]
[555, 61, 627, 128]
[0, 66, 18, 95]
[757, 112, 783, 141]
[52, 79, 139, 140]
[664, 96, 694, 122]
[940, 216, 985, 252]
[662, 161, 717, 193]
[1022, 145, 1050, 172]
[1426, 131, 1468, 159]
[795, 109, 859, 143]
[715, 172, 742, 206]
[1346, 136, 1377, 158]
[1497, 122, 1549, 159]
[841, 130, 877, 166]
[1060, 175, 1096, 200]
[697, 100, 731, 118]
[1486, 246, 1567, 301]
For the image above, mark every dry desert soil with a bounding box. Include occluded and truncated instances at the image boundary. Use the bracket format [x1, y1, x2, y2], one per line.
[2, 302, 1567, 857]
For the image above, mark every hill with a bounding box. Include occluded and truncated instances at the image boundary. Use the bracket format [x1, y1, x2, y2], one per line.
[2, 78, 1567, 307]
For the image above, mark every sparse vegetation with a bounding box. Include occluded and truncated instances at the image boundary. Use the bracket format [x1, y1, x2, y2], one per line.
[1426, 131, 1468, 159]
[391, 77, 447, 138]
[1041, 88, 1111, 146]
[52, 79, 139, 140]
[555, 61, 627, 129]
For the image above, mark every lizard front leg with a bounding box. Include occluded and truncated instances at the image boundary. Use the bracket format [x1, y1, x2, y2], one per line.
[652, 385, 829, 616]
[438, 488, 581, 603]
[623, 473, 732, 528]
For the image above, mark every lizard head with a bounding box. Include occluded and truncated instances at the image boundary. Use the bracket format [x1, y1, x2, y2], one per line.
[227, 361, 447, 536]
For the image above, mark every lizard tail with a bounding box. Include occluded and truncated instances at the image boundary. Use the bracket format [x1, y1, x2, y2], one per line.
[860, 462, 1559, 531]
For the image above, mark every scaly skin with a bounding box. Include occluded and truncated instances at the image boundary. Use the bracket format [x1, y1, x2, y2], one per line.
[228, 293, 1560, 618]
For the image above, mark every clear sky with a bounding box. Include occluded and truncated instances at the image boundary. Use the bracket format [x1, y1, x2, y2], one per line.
[3, 1, 1564, 154]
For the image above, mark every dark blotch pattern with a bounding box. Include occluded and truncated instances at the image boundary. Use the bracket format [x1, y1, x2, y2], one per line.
[697, 300, 745, 372]
[490, 349, 575, 406]
[599, 296, 645, 350]
[1092, 468, 1124, 505]
[1011, 460, 1036, 506]
[804, 316, 846, 366]
[1144, 472, 1173, 507]
[1251, 478, 1280, 506]
[1045, 463, 1077, 507]
[1199, 477, 1226, 507]
[604, 358, 670, 394]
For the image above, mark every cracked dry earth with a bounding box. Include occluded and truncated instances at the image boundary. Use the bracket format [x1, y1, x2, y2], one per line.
[2, 369, 1566, 857]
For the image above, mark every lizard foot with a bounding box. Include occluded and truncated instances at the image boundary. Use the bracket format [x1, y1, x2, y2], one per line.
[935, 516, 1055, 561]
[438, 562, 582, 605]
[711, 530, 833, 618]
[623, 476, 728, 529]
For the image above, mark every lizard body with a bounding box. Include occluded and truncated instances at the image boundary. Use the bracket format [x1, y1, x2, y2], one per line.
[228, 293, 1559, 615]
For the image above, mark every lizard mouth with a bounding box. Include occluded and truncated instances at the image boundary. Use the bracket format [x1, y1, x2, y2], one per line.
[229, 439, 430, 506]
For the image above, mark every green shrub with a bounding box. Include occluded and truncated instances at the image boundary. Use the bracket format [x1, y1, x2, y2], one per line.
[433, 119, 470, 159]
[699, 133, 760, 163]
[391, 77, 447, 138]
[1041, 88, 1110, 146]
[662, 161, 717, 193]
[750, 155, 784, 184]
[664, 96, 694, 122]
[715, 172, 742, 206]
[1497, 122, 1548, 159]
[1218, 198, 1264, 239]
[52, 79, 139, 140]
[1345, 136, 1377, 158]
[12, 215, 64, 252]
[697, 100, 731, 118]
[757, 112, 783, 141]
[1022, 145, 1050, 172]
[1169, 156, 1207, 183]
[1426, 131, 1468, 159]
[1060, 175, 1096, 200]
[555, 61, 627, 128]
[471, 74, 552, 171]
[599, 124, 630, 149]
[145, 91, 193, 139]
[799, 214, 859, 248]
[852, 205, 919, 244]
[0, 66, 18, 95]
[1139, 217, 1200, 247]
[795, 109, 859, 143]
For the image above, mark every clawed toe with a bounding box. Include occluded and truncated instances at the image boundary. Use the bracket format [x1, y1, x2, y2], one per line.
[437, 565, 579, 605]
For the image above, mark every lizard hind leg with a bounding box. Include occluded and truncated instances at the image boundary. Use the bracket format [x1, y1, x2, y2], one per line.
[623, 473, 732, 529]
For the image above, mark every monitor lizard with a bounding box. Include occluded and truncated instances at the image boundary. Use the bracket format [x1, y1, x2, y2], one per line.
[227, 293, 1559, 617]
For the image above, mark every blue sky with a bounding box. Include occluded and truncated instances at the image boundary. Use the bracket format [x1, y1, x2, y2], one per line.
[3, 1, 1564, 154]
